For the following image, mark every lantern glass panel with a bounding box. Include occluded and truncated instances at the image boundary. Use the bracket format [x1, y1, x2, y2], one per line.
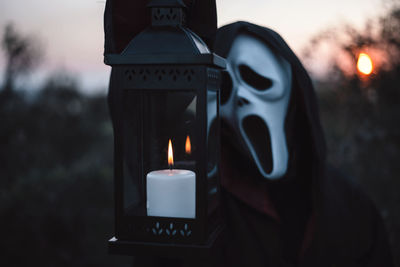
[123, 90, 197, 218]
[207, 90, 218, 214]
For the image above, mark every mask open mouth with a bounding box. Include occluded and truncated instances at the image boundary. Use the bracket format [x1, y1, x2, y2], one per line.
[242, 115, 273, 175]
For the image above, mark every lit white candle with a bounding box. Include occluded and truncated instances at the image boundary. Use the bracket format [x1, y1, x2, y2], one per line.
[146, 139, 196, 218]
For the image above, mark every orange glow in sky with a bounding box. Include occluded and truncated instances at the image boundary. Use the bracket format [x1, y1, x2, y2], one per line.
[357, 53, 373, 75]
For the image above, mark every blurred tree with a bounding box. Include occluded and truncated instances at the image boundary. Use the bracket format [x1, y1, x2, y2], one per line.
[0, 25, 130, 266]
[1, 23, 42, 91]
[304, 1, 400, 263]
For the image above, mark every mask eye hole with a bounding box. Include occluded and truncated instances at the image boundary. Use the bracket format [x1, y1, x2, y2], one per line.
[238, 64, 273, 91]
[221, 71, 233, 105]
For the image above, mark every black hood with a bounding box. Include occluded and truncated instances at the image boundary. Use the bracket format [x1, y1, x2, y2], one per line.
[214, 21, 328, 263]
[214, 21, 326, 183]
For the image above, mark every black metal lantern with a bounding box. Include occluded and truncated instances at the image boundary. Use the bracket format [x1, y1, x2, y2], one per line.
[104, 0, 226, 258]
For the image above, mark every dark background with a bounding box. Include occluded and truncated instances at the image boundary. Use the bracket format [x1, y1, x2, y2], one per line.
[1, 3, 399, 266]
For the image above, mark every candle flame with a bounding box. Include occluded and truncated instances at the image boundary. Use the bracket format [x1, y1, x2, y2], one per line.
[168, 139, 174, 167]
[185, 135, 192, 155]
[357, 52, 373, 75]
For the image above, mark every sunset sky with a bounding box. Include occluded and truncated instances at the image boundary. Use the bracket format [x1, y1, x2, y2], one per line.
[0, 0, 384, 93]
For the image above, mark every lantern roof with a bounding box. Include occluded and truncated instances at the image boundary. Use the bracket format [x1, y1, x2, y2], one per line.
[121, 27, 209, 55]
[105, 26, 225, 67]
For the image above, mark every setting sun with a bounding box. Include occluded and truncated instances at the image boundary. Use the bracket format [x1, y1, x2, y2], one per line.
[357, 53, 373, 75]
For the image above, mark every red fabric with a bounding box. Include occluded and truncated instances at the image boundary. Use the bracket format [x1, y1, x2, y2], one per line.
[299, 212, 315, 260]
[112, 0, 150, 53]
[220, 142, 315, 259]
[220, 143, 280, 221]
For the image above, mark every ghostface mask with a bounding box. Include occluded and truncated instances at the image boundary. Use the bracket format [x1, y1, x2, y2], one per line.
[221, 33, 292, 180]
